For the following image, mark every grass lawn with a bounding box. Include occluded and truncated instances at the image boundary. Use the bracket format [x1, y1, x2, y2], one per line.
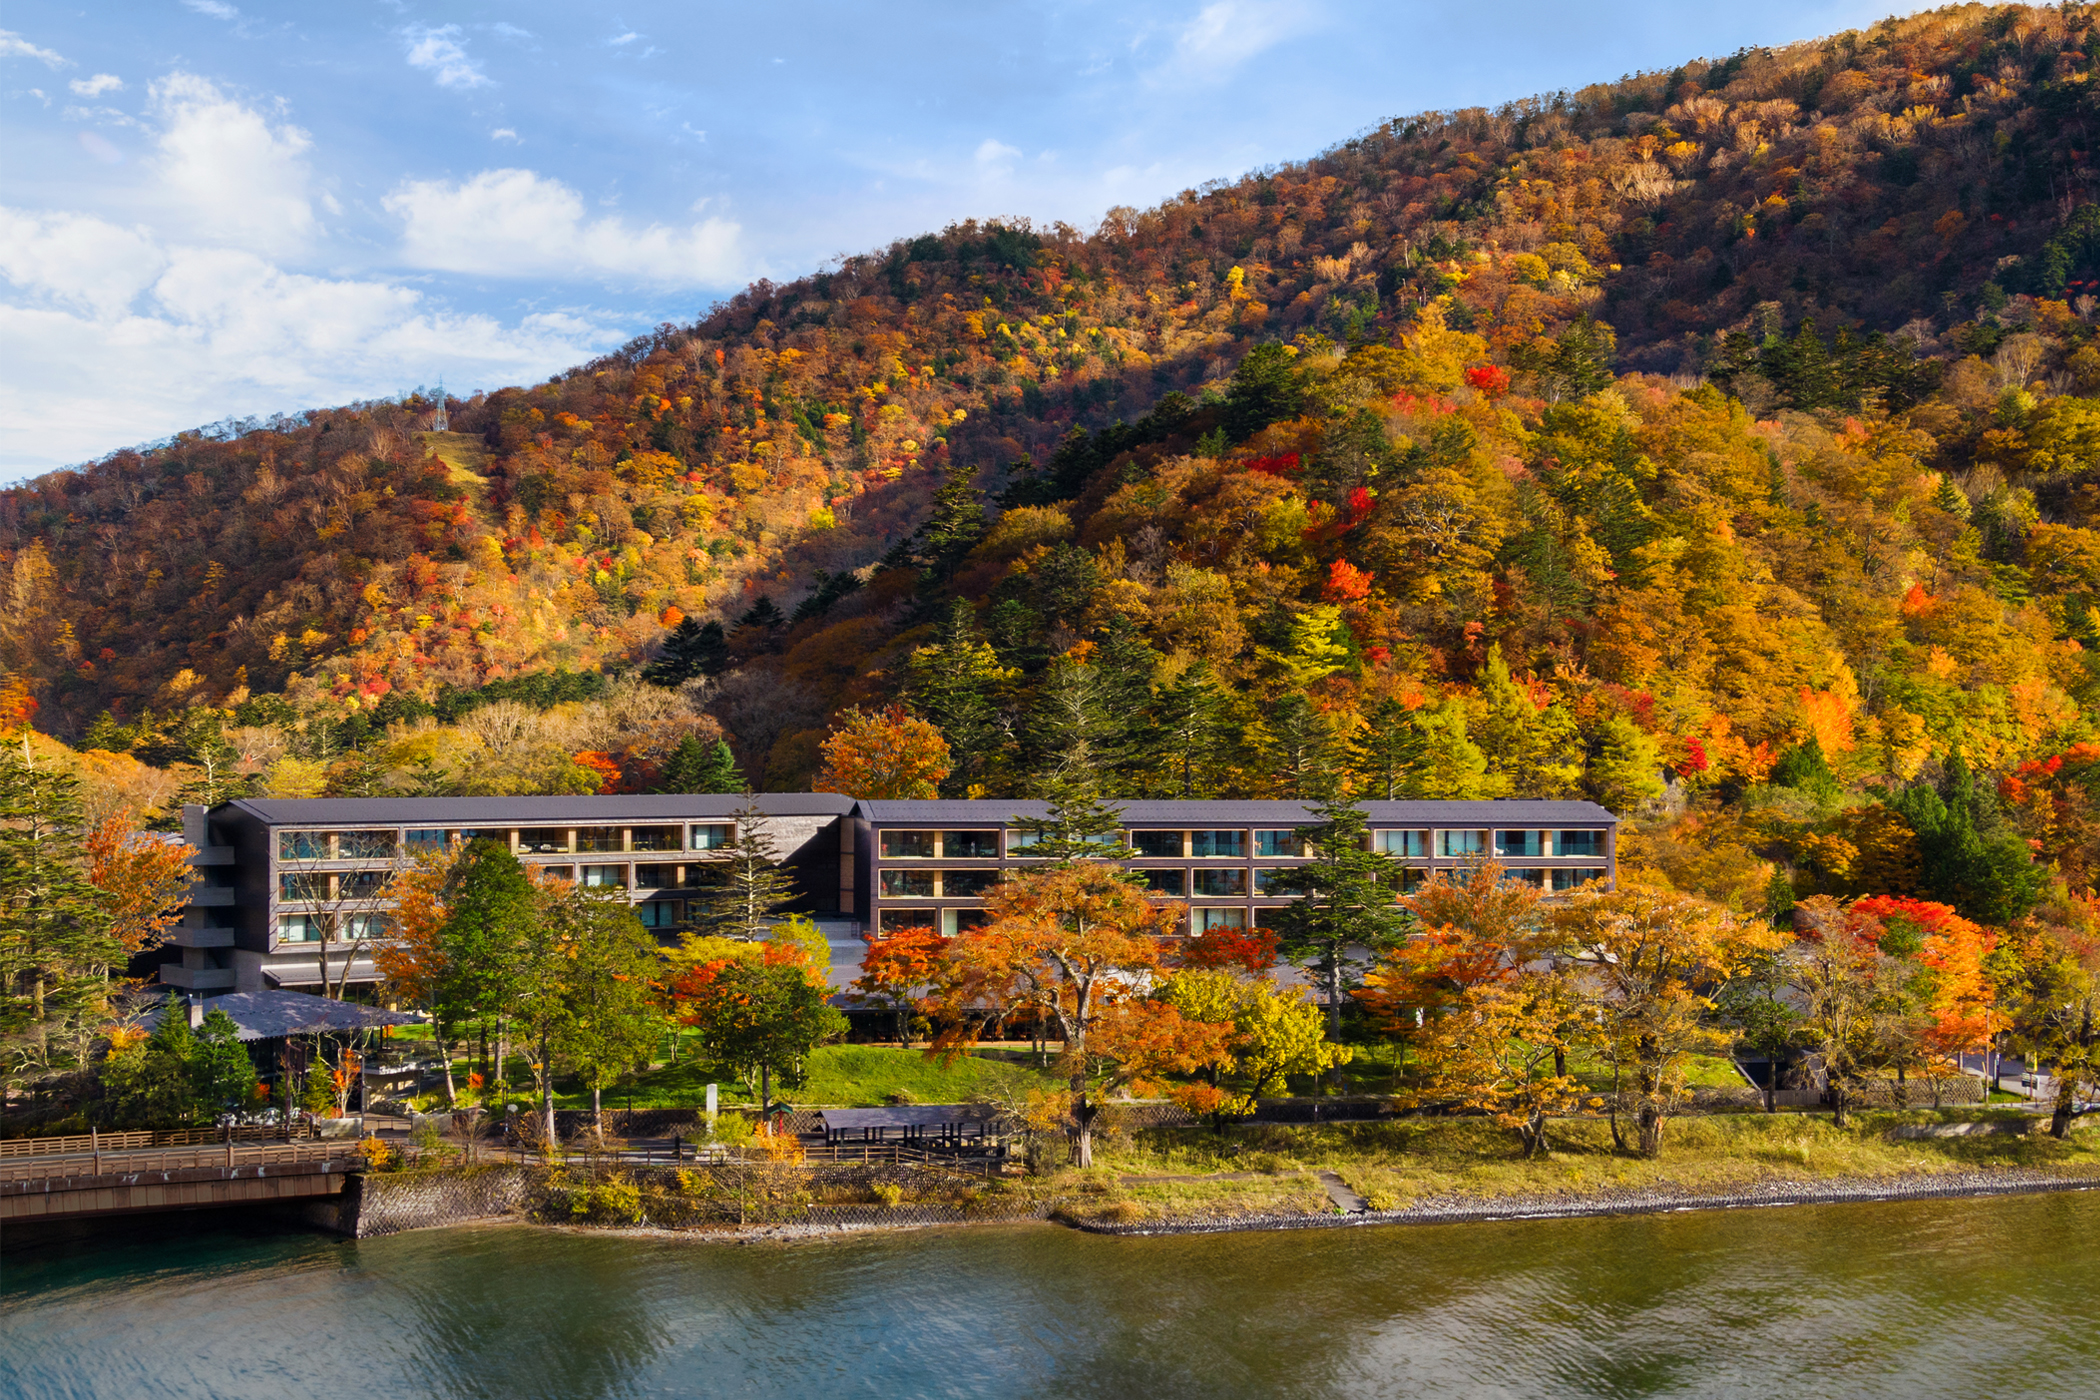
[1046, 1107, 2100, 1223]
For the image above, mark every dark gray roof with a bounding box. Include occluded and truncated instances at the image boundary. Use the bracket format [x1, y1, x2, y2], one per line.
[818, 1105, 991, 1130]
[855, 799, 1616, 825]
[222, 794, 856, 825]
[152, 990, 423, 1041]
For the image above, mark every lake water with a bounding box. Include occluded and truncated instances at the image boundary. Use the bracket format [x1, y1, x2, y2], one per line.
[3, 1191, 2097, 1399]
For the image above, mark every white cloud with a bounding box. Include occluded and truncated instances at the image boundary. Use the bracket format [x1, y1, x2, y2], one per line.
[77, 131, 124, 164]
[182, 0, 240, 18]
[0, 206, 616, 473]
[69, 73, 123, 97]
[1157, 0, 1322, 82]
[974, 138, 1022, 177]
[384, 168, 743, 284]
[491, 127, 520, 142]
[147, 72, 317, 257]
[402, 25, 492, 90]
[609, 31, 642, 46]
[0, 30, 67, 67]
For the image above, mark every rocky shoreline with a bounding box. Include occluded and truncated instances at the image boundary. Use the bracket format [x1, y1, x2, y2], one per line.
[1069, 1166, 2100, 1237]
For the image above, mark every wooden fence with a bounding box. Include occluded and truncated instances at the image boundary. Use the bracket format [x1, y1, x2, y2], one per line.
[0, 1122, 312, 1159]
[0, 1139, 346, 1184]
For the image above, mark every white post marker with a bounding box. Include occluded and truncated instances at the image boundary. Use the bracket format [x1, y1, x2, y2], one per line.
[706, 1082, 718, 1132]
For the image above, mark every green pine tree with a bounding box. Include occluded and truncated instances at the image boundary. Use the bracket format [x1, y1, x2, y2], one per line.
[695, 794, 796, 939]
[191, 1007, 258, 1113]
[644, 618, 731, 687]
[1588, 713, 1667, 814]
[657, 734, 742, 793]
[1264, 796, 1413, 1042]
[905, 600, 1014, 796]
[1245, 692, 1337, 799]
[1145, 660, 1229, 798]
[0, 739, 118, 1083]
[1348, 697, 1427, 799]
[1024, 658, 1135, 798]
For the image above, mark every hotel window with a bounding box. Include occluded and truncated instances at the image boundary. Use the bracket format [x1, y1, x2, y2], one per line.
[879, 910, 937, 933]
[1193, 868, 1248, 897]
[1253, 830, 1305, 858]
[338, 870, 388, 899]
[278, 831, 331, 861]
[405, 829, 447, 855]
[341, 913, 391, 940]
[631, 825, 681, 853]
[1197, 907, 1249, 932]
[1496, 830, 1547, 858]
[633, 864, 675, 889]
[939, 870, 1001, 898]
[1557, 830, 1606, 858]
[1440, 829, 1489, 857]
[1253, 867, 1298, 895]
[690, 823, 734, 851]
[1132, 830, 1184, 858]
[518, 828, 570, 855]
[881, 830, 937, 859]
[457, 830, 508, 848]
[336, 830, 398, 860]
[1398, 868, 1428, 893]
[582, 864, 628, 888]
[1142, 869, 1187, 896]
[1375, 830, 1430, 858]
[1506, 868, 1547, 888]
[636, 901, 683, 929]
[538, 865, 576, 882]
[881, 869, 936, 898]
[1008, 828, 1121, 855]
[942, 831, 1000, 858]
[942, 909, 992, 936]
[1190, 830, 1246, 858]
[1551, 867, 1606, 892]
[278, 913, 321, 944]
[576, 827, 624, 854]
[278, 872, 330, 902]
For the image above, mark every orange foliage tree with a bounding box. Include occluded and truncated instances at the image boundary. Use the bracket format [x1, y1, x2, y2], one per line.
[1357, 858, 1547, 1038]
[926, 863, 1229, 1166]
[1850, 894, 1998, 1107]
[853, 924, 952, 1047]
[1172, 923, 1281, 975]
[84, 811, 195, 956]
[813, 705, 951, 799]
[375, 845, 465, 1103]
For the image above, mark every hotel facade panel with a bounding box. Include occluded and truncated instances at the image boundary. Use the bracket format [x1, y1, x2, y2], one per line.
[172, 795, 1615, 994]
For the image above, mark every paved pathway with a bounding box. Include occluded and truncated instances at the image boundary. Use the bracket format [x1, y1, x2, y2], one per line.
[1316, 1170, 1367, 1214]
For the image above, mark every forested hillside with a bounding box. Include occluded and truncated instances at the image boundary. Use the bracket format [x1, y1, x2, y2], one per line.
[18, 4, 2100, 923]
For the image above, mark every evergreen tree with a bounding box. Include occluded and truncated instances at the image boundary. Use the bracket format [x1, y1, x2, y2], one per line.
[733, 597, 786, 656]
[695, 794, 796, 939]
[0, 740, 118, 1083]
[1891, 754, 2047, 925]
[1245, 692, 1337, 799]
[906, 600, 1014, 796]
[1011, 785, 1137, 864]
[436, 839, 538, 1098]
[1474, 645, 1583, 798]
[1265, 796, 1413, 1041]
[1223, 341, 1304, 441]
[1588, 713, 1667, 814]
[644, 618, 730, 687]
[1357, 699, 1495, 799]
[169, 708, 246, 811]
[1145, 660, 1229, 798]
[102, 1001, 199, 1125]
[1024, 658, 1135, 798]
[190, 1006, 258, 1113]
[656, 735, 743, 794]
[1350, 697, 1428, 799]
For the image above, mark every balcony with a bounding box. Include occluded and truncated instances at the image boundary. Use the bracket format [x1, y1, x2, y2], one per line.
[187, 886, 236, 908]
[160, 964, 235, 991]
[167, 925, 235, 948]
[191, 845, 235, 866]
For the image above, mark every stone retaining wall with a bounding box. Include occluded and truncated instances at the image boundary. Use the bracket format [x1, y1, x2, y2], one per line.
[303, 1166, 533, 1238]
[1069, 1167, 2100, 1237]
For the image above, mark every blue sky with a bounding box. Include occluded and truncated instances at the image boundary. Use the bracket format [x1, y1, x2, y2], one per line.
[1, 0, 1915, 476]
